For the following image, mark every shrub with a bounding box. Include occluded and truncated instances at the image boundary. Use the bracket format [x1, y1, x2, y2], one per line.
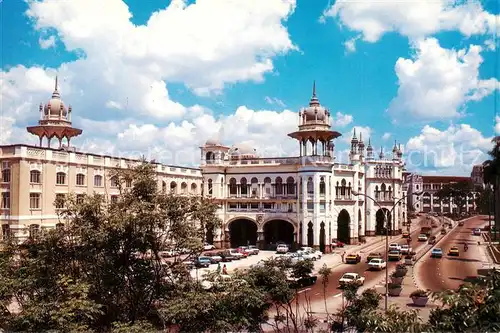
[410, 289, 428, 298]
[392, 270, 406, 278]
[396, 264, 407, 270]
[388, 283, 402, 289]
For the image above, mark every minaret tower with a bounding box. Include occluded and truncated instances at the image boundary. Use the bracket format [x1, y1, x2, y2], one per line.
[366, 138, 374, 160]
[358, 133, 365, 160]
[288, 81, 342, 158]
[392, 141, 399, 161]
[27, 76, 82, 148]
[350, 128, 360, 163]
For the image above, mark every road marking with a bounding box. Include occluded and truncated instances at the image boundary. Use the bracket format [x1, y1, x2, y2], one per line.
[334, 293, 342, 298]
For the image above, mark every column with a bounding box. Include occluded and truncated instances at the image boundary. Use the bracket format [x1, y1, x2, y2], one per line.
[301, 176, 308, 245]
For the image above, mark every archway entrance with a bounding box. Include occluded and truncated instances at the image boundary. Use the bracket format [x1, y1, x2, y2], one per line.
[263, 220, 294, 250]
[307, 222, 314, 247]
[319, 222, 326, 253]
[337, 210, 351, 244]
[375, 209, 392, 235]
[205, 227, 214, 245]
[229, 219, 257, 248]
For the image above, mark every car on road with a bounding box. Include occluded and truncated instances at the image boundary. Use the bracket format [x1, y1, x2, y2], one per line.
[247, 245, 260, 255]
[431, 248, 443, 258]
[458, 221, 464, 226]
[194, 257, 211, 268]
[215, 251, 235, 262]
[204, 254, 222, 264]
[402, 231, 410, 238]
[236, 246, 252, 257]
[388, 243, 401, 251]
[366, 252, 382, 263]
[473, 228, 481, 236]
[448, 246, 460, 256]
[339, 273, 365, 287]
[287, 273, 318, 288]
[276, 244, 289, 254]
[345, 253, 361, 264]
[418, 234, 428, 242]
[400, 244, 411, 255]
[204, 243, 216, 251]
[428, 235, 437, 245]
[388, 250, 402, 261]
[295, 251, 316, 261]
[368, 258, 387, 270]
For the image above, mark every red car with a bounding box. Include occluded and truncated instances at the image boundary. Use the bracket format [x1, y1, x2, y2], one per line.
[331, 240, 345, 248]
[236, 247, 250, 257]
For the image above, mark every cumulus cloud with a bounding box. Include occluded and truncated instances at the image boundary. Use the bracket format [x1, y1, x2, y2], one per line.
[382, 133, 391, 141]
[387, 38, 499, 121]
[322, 0, 499, 43]
[405, 123, 493, 175]
[332, 112, 353, 127]
[495, 115, 500, 134]
[342, 126, 372, 144]
[264, 96, 286, 107]
[39, 35, 56, 49]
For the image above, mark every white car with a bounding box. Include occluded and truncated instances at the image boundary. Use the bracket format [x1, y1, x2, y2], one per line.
[276, 244, 289, 254]
[418, 234, 428, 242]
[204, 243, 216, 251]
[300, 247, 323, 259]
[296, 250, 316, 261]
[368, 258, 387, 270]
[400, 244, 411, 254]
[339, 273, 365, 287]
[388, 243, 401, 251]
[229, 249, 244, 259]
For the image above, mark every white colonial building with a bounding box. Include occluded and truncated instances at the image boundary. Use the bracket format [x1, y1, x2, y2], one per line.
[200, 84, 407, 252]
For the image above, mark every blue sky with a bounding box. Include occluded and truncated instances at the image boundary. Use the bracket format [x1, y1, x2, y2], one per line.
[1, 0, 499, 175]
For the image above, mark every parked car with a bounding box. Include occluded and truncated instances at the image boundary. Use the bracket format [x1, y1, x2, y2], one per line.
[235, 246, 251, 257]
[388, 250, 402, 261]
[345, 253, 361, 264]
[295, 251, 316, 261]
[229, 249, 244, 259]
[339, 273, 365, 287]
[418, 234, 428, 242]
[300, 247, 322, 259]
[389, 243, 401, 251]
[428, 235, 437, 245]
[368, 258, 387, 270]
[204, 243, 216, 251]
[194, 257, 211, 268]
[331, 240, 345, 248]
[448, 246, 460, 256]
[247, 245, 260, 255]
[431, 248, 443, 258]
[216, 251, 234, 262]
[198, 256, 216, 265]
[276, 244, 289, 254]
[366, 252, 382, 263]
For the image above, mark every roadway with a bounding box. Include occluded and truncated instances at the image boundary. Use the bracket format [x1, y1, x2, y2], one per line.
[417, 215, 489, 291]
[300, 216, 442, 304]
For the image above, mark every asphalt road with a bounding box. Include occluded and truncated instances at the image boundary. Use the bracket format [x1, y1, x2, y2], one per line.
[300, 217, 442, 303]
[417, 215, 489, 291]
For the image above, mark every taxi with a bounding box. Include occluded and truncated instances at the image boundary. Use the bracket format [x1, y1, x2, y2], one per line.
[448, 246, 460, 256]
[388, 250, 402, 261]
[345, 253, 361, 264]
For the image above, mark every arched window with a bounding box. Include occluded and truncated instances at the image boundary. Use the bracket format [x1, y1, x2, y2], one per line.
[170, 181, 177, 194]
[240, 177, 248, 196]
[29, 224, 40, 238]
[340, 179, 347, 196]
[275, 177, 283, 195]
[94, 175, 103, 187]
[191, 183, 197, 194]
[381, 183, 386, 200]
[375, 185, 380, 200]
[251, 177, 259, 197]
[264, 177, 272, 196]
[286, 177, 295, 195]
[208, 179, 213, 195]
[56, 172, 66, 185]
[76, 173, 85, 186]
[110, 176, 119, 188]
[229, 178, 237, 196]
[206, 151, 215, 162]
[335, 181, 340, 197]
[30, 170, 41, 184]
[307, 177, 314, 195]
[181, 182, 188, 194]
[319, 177, 326, 195]
[347, 182, 352, 197]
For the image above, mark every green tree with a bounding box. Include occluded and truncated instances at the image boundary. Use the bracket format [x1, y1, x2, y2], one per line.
[436, 180, 473, 217]
[483, 137, 500, 237]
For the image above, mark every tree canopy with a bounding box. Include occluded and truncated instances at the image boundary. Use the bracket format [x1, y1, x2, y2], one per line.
[435, 180, 473, 216]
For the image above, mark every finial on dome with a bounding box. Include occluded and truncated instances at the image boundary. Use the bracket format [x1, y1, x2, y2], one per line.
[51, 75, 60, 99]
[55, 76, 58, 91]
[312, 80, 316, 98]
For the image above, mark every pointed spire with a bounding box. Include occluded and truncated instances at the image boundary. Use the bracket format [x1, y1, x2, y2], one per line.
[379, 146, 384, 159]
[309, 80, 320, 106]
[55, 76, 58, 91]
[392, 140, 398, 153]
[312, 80, 316, 98]
[52, 75, 60, 99]
[367, 137, 373, 151]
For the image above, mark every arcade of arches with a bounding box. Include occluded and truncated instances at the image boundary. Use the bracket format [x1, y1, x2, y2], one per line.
[227, 219, 295, 249]
[336, 209, 351, 244]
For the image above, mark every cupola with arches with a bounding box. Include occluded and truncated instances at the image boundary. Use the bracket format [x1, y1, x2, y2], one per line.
[200, 138, 230, 166]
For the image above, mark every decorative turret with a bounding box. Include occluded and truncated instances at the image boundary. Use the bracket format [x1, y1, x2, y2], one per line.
[392, 141, 399, 160]
[350, 128, 359, 154]
[379, 146, 384, 159]
[397, 144, 403, 159]
[27, 76, 82, 148]
[358, 132, 365, 156]
[288, 81, 341, 158]
[366, 138, 374, 160]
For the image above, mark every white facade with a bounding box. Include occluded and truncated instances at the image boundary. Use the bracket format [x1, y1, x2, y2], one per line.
[200, 86, 406, 251]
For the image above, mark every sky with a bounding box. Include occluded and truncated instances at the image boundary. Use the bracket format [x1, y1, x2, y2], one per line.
[1, 0, 499, 176]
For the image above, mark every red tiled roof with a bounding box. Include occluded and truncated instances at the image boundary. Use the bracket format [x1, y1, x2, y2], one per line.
[422, 175, 471, 183]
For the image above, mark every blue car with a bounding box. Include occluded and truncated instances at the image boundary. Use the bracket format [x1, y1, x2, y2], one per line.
[431, 248, 443, 258]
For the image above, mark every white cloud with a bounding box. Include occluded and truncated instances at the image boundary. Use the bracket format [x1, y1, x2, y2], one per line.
[484, 39, 497, 51]
[264, 96, 286, 107]
[342, 126, 372, 144]
[495, 115, 500, 135]
[332, 112, 353, 127]
[344, 36, 360, 53]
[387, 38, 499, 121]
[0, 0, 297, 124]
[405, 123, 493, 175]
[323, 0, 499, 43]
[39, 35, 56, 49]
[382, 132, 391, 141]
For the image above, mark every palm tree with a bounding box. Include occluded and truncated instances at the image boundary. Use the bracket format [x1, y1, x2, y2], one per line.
[483, 136, 500, 239]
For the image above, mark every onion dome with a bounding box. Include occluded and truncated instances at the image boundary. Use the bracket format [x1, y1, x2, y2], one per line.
[229, 143, 257, 158]
[43, 76, 68, 118]
[303, 81, 329, 122]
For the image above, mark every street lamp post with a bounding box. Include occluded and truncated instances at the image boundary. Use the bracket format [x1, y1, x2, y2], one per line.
[352, 190, 423, 312]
